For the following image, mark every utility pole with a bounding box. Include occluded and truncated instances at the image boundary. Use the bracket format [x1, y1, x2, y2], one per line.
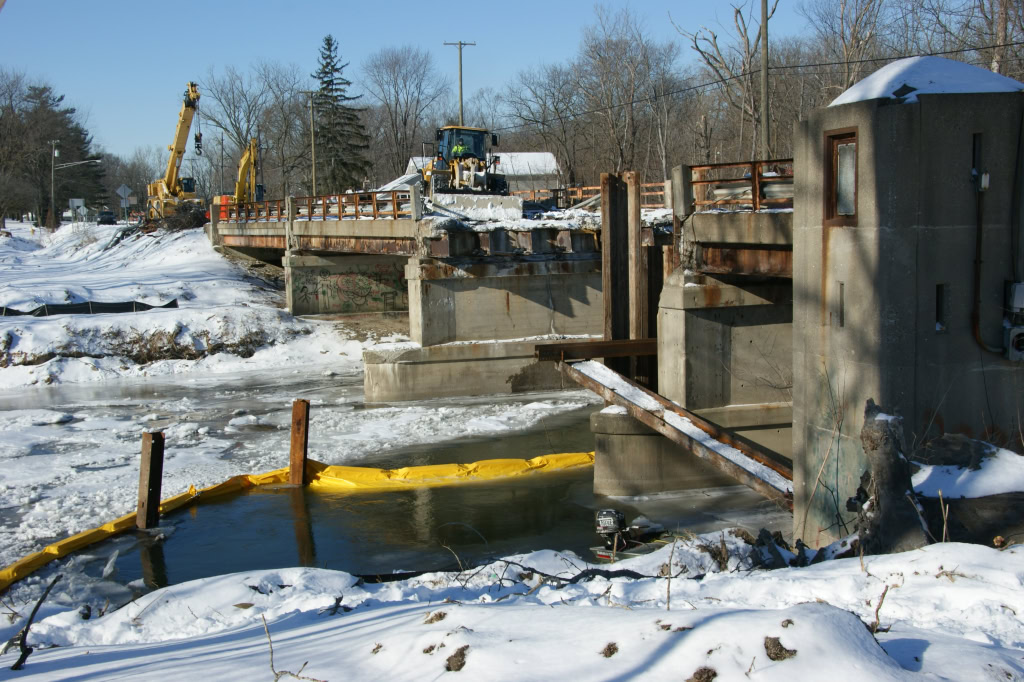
[48, 139, 59, 230]
[257, 126, 265, 202]
[300, 90, 318, 195]
[760, 0, 770, 161]
[444, 40, 475, 126]
[220, 133, 225, 195]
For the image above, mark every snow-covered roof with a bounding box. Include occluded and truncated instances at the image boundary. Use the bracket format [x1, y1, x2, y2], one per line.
[830, 56, 1024, 106]
[376, 172, 422, 192]
[405, 152, 560, 178]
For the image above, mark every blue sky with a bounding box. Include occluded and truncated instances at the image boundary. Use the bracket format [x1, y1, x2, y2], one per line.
[0, 1, 804, 158]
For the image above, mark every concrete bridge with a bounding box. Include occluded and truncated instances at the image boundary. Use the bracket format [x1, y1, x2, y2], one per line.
[206, 185, 620, 399]
[207, 186, 608, 343]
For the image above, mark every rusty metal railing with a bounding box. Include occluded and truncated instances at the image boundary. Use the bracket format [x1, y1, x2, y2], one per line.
[295, 190, 414, 220]
[563, 181, 666, 209]
[689, 159, 794, 211]
[221, 190, 415, 223]
[225, 199, 286, 222]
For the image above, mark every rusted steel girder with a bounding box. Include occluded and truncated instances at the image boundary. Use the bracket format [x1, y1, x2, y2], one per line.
[222, 235, 287, 249]
[559, 361, 793, 507]
[534, 338, 657, 362]
[293, 236, 417, 255]
[697, 245, 792, 278]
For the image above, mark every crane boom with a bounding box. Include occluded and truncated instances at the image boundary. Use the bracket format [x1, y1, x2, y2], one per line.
[163, 82, 200, 194]
[146, 82, 203, 221]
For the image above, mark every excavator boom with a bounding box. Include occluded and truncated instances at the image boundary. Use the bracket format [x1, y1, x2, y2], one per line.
[233, 139, 259, 204]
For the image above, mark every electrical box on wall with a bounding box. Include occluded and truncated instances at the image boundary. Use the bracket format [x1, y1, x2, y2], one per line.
[1008, 326, 1024, 362]
[1010, 282, 1024, 313]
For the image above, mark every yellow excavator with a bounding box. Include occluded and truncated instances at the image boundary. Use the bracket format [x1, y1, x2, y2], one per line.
[232, 138, 261, 204]
[212, 138, 262, 219]
[146, 82, 204, 225]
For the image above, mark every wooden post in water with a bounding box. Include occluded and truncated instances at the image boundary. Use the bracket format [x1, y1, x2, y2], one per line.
[289, 399, 310, 485]
[601, 173, 630, 378]
[136, 432, 165, 530]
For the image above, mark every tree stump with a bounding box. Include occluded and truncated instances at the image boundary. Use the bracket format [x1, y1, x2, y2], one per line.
[847, 399, 931, 554]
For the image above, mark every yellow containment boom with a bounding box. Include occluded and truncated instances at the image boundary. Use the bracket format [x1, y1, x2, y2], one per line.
[0, 451, 594, 592]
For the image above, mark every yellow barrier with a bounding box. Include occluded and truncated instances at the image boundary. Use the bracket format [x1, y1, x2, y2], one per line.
[0, 452, 593, 593]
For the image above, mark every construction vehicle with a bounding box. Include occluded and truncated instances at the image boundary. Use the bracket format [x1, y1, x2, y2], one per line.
[212, 138, 263, 219]
[418, 125, 522, 219]
[420, 125, 507, 197]
[146, 82, 205, 226]
[233, 138, 262, 204]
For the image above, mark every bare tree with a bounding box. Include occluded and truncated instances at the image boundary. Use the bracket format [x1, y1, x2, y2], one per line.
[361, 45, 448, 179]
[798, 0, 890, 90]
[676, 1, 779, 158]
[255, 61, 310, 198]
[577, 6, 677, 173]
[505, 64, 586, 184]
[200, 65, 270, 154]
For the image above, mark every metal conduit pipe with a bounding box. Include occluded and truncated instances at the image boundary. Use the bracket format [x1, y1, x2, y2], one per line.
[972, 171, 1006, 355]
[1012, 112, 1024, 283]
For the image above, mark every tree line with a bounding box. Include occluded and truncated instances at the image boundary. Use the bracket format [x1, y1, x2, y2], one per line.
[2, 0, 1021, 227]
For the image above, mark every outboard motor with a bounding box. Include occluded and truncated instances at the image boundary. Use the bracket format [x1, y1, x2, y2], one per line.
[595, 509, 628, 549]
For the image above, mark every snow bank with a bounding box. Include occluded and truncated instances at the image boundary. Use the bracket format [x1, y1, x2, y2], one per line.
[912, 446, 1024, 498]
[0, 221, 362, 389]
[9, 541, 1024, 680]
[831, 56, 1024, 106]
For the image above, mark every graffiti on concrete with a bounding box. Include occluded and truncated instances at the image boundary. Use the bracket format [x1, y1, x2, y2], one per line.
[292, 261, 408, 314]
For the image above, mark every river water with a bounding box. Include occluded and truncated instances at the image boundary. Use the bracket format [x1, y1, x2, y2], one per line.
[0, 367, 790, 597]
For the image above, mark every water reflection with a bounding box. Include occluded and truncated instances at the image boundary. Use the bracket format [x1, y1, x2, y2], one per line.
[120, 468, 596, 588]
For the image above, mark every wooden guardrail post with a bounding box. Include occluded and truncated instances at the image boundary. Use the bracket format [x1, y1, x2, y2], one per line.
[136, 432, 165, 530]
[289, 399, 310, 485]
[410, 182, 422, 220]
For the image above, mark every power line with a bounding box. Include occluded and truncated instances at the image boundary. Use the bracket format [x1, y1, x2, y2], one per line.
[491, 40, 1024, 135]
[767, 39, 1024, 71]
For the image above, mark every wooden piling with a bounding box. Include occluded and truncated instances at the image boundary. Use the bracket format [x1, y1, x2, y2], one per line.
[625, 171, 654, 389]
[289, 399, 311, 485]
[601, 173, 630, 378]
[136, 432, 165, 530]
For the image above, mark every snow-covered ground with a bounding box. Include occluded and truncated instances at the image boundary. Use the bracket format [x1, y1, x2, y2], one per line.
[0, 220, 595, 576]
[0, 221, 365, 389]
[2, 220, 1024, 679]
[4, 540, 1023, 680]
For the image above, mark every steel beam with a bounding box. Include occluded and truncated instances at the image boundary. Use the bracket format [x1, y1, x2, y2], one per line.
[534, 338, 657, 362]
[559, 361, 793, 507]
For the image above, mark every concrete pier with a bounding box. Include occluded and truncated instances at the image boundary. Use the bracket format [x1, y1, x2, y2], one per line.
[591, 409, 735, 495]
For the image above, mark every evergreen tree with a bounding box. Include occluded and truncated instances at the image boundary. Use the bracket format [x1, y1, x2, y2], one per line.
[311, 35, 370, 193]
[0, 78, 103, 227]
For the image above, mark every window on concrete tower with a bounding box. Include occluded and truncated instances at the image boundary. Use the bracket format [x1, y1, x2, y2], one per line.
[824, 128, 857, 226]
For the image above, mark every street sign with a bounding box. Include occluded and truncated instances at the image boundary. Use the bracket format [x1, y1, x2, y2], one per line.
[68, 198, 84, 209]
[116, 184, 132, 199]
[127, 196, 137, 205]
[120, 198, 130, 209]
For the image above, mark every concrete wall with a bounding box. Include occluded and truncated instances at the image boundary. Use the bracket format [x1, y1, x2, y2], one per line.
[793, 92, 1024, 545]
[364, 341, 572, 402]
[284, 253, 409, 315]
[658, 270, 793, 414]
[592, 410, 735, 495]
[406, 257, 603, 346]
